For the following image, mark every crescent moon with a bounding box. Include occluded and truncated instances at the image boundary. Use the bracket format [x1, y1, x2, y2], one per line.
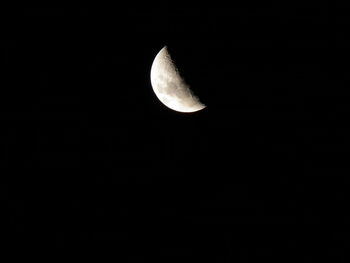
[150, 46, 206, 113]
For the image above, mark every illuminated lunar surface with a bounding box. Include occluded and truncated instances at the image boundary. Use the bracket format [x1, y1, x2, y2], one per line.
[150, 46, 206, 113]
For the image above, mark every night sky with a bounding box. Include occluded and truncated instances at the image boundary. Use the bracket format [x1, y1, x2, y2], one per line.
[2, 4, 348, 262]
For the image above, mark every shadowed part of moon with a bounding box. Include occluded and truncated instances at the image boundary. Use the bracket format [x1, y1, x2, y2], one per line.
[150, 46, 206, 113]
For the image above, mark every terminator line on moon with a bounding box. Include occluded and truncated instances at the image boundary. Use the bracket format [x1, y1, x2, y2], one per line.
[150, 46, 206, 113]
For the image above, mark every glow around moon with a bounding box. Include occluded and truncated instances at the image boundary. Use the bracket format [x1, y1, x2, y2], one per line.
[150, 46, 206, 113]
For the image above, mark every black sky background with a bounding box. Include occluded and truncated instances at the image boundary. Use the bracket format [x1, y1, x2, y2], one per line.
[1, 3, 349, 262]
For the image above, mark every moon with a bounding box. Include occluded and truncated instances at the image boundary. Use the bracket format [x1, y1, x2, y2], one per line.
[150, 46, 206, 113]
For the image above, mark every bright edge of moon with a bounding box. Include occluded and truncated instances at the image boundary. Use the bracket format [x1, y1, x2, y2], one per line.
[150, 46, 206, 113]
